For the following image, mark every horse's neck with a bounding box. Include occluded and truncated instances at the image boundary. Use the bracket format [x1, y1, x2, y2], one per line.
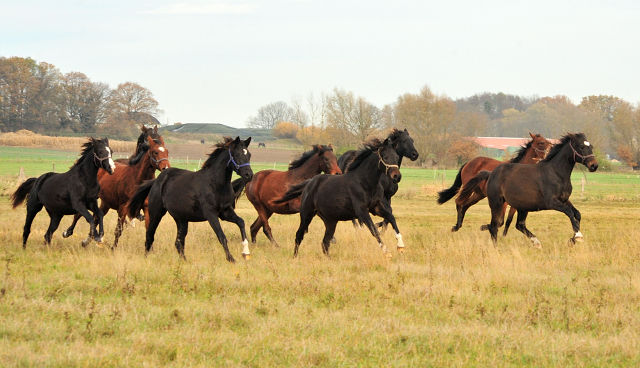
[202, 154, 233, 187]
[134, 152, 156, 182]
[290, 156, 322, 180]
[352, 154, 383, 190]
[520, 146, 538, 164]
[546, 144, 576, 178]
[76, 154, 100, 185]
[397, 155, 404, 168]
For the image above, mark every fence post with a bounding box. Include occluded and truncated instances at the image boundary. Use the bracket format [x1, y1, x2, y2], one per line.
[581, 177, 585, 199]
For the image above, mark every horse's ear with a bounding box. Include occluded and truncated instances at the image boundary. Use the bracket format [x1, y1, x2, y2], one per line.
[147, 135, 155, 146]
[383, 138, 390, 146]
[404, 128, 408, 133]
[244, 137, 251, 146]
[328, 143, 333, 150]
[529, 132, 536, 139]
[103, 137, 109, 145]
[159, 136, 165, 145]
[154, 125, 158, 133]
[234, 136, 241, 144]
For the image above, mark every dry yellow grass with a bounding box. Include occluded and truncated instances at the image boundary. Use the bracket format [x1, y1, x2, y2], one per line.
[1, 177, 640, 367]
[0, 130, 135, 152]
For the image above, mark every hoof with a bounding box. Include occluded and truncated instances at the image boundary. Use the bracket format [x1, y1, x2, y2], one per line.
[574, 237, 584, 243]
[95, 241, 104, 248]
[397, 246, 405, 253]
[574, 231, 584, 242]
[243, 253, 251, 260]
[62, 230, 72, 238]
[330, 237, 337, 244]
[451, 226, 459, 232]
[384, 252, 393, 259]
[530, 237, 542, 249]
[480, 224, 489, 231]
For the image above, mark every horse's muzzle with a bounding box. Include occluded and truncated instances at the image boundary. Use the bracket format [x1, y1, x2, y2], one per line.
[410, 151, 419, 161]
[390, 170, 402, 184]
[586, 158, 598, 172]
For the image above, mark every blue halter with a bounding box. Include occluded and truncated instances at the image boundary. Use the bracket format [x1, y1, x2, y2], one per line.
[228, 149, 251, 173]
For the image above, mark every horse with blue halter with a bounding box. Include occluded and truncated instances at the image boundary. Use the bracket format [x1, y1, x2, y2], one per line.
[127, 136, 253, 262]
[11, 138, 115, 248]
[462, 133, 598, 247]
[276, 138, 403, 258]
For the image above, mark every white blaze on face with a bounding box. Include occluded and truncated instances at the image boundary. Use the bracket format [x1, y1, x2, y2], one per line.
[243, 149, 248, 155]
[584, 141, 590, 146]
[158, 147, 165, 152]
[105, 147, 116, 171]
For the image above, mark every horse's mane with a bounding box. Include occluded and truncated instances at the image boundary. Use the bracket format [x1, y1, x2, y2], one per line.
[346, 138, 386, 172]
[288, 145, 333, 170]
[509, 139, 534, 163]
[74, 139, 96, 166]
[128, 127, 161, 165]
[541, 134, 582, 162]
[202, 136, 235, 169]
[387, 128, 405, 142]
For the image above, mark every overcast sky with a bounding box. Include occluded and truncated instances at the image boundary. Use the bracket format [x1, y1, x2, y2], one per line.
[3, 0, 639, 128]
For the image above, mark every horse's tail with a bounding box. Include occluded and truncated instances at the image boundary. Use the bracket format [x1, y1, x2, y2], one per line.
[273, 179, 311, 204]
[458, 170, 491, 203]
[231, 178, 246, 203]
[127, 179, 155, 219]
[437, 162, 466, 204]
[11, 177, 37, 209]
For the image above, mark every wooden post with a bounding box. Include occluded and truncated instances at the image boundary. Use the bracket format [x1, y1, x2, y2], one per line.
[581, 177, 585, 199]
[18, 167, 26, 182]
[52, 164, 55, 173]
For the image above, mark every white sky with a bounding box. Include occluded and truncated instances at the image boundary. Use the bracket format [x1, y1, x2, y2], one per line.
[3, 0, 639, 128]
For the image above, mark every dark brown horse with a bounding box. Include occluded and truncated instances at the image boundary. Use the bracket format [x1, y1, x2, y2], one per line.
[437, 133, 553, 234]
[233, 144, 341, 246]
[468, 133, 598, 247]
[62, 134, 170, 247]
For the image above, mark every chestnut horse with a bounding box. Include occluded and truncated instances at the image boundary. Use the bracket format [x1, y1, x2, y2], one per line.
[233, 144, 341, 246]
[437, 133, 553, 234]
[62, 134, 170, 247]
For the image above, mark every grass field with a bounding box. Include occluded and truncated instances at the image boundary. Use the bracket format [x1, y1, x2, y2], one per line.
[1, 146, 640, 366]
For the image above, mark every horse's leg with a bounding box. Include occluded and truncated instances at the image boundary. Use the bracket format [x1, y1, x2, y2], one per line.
[373, 202, 404, 253]
[173, 219, 189, 260]
[88, 200, 105, 243]
[204, 212, 235, 263]
[321, 219, 338, 257]
[22, 200, 43, 249]
[355, 207, 390, 257]
[375, 197, 393, 232]
[514, 211, 540, 248]
[249, 217, 262, 243]
[259, 212, 279, 247]
[550, 199, 582, 244]
[503, 206, 517, 236]
[220, 208, 251, 260]
[43, 212, 63, 245]
[457, 192, 486, 232]
[294, 204, 316, 258]
[62, 213, 81, 238]
[486, 195, 504, 244]
[112, 207, 128, 249]
[144, 205, 166, 255]
[71, 200, 97, 248]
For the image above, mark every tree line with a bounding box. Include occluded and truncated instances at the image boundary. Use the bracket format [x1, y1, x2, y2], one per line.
[0, 56, 162, 140]
[248, 87, 640, 169]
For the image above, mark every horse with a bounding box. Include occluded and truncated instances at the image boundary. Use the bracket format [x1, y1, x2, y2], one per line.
[127, 136, 253, 262]
[338, 128, 419, 230]
[61, 134, 170, 247]
[232, 144, 341, 246]
[258, 142, 266, 148]
[11, 138, 116, 248]
[437, 133, 553, 234]
[116, 125, 161, 165]
[275, 138, 403, 258]
[466, 133, 597, 247]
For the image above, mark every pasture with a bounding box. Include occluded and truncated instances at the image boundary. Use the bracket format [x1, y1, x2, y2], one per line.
[1, 145, 640, 366]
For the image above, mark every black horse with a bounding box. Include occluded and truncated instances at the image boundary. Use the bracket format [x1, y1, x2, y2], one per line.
[276, 138, 403, 258]
[462, 133, 598, 247]
[127, 136, 253, 262]
[337, 128, 419, 230]
[258, 142, 266, 148]
[11, 138, 115, 248]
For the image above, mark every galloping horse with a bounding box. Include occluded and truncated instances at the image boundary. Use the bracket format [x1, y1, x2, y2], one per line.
[128, 136, 253, 262]
[11, 138, 115, 248]
[464, 133, 597, 247]
[62, 134, 170, 247]
[437, 133, 553, 234]
[276, 138, 403, 258]
[233, 144, 341, 246]
[337, 128, 419, 230]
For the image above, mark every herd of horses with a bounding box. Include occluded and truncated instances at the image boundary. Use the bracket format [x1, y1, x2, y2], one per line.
[10, 125, 599, 261]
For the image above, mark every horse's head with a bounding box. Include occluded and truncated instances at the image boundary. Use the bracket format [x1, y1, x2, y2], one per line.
[316, 144, 341, 175]
[147, 135, 170, 171]
[569, 133, 598, 172]
[227, 136, 253, 182]
[92, 137, 115, 175]
[377, 138, 402, 183]
[390, 128, 419, 161]
[529, 132, 553, 162]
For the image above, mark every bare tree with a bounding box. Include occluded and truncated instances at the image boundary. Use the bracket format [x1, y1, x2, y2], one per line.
[108, 82, 161, 117]
[246, 101, 293, 129]
[59, 72, 109, 132]
[290, 94, 309, 127]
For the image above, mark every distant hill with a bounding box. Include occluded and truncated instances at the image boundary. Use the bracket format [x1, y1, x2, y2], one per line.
[159, 123, 274, 141]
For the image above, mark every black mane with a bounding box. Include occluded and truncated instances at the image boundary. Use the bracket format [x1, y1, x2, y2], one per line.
[288, 145, 333, 170]
[387, 128, 405, 142]
[346, 138, 386, 172]
[541, 134, 581, 162]
[202, 136, 235, 169]
[509, 139, 534, 163]
[74, 139, 96, 166]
